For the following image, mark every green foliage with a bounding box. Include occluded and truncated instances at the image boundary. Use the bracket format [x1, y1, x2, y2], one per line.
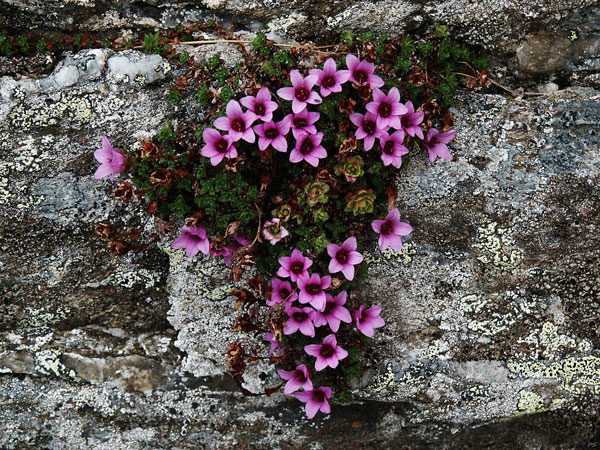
[195, 83, 211, 105]
[0, 33, 12, 56]
[167, 89, 183, 104]
[340, 30, 354, 46]
[143, 32, 166, 54]
[178, 51, 191, 64]
[219, 85, 235, 103]
[157, 122, 176, 143]
[251, 32, 270, 56]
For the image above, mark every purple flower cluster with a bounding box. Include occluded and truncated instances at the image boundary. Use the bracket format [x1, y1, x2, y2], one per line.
[265, 243, 384, 418]
[199, 55, 456, 173]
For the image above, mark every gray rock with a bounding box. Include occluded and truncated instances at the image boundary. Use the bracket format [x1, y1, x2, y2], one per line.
[1, 9, 600, 449]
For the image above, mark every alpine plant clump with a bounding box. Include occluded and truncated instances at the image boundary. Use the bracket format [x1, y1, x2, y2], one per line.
[93, 46, 456, 419]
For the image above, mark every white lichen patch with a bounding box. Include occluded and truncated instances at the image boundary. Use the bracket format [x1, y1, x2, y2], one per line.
[364, 242, 416, 266]
[87, 266, 160, 290]
[516, 390, 545, 413]
[474, 221, 523, 270]
[508, 356, 600, 395]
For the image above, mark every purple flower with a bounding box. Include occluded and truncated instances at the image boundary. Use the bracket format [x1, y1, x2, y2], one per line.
[277, 249, 313, 282]
[268, 278, 298, 307]
[284, 305, 316, 337]
[240, 87, 278, 122]
[171, 225, 210, 257]
[254, 119, 290, 152]
[297, 273, 331, 311]
[423, 128, 457, 162]
[366, 88, 407, 129]
[310, 58, 350, 97]
[326, 236, 363, 281]
[379, 130, 409, 168]
[293, 386, 332, 419]
[264, 332, 283, 357]
[398, 101, 424, 139]
[200, 128, 237, 166]
[304, 334, 348, 371]
[290, 132, 327, 167]
[350, 111, 385, 151]
[263, 218, 289, 245]
[277, 364, 313, 395]
[277, 70, 322, 113]
[214, 100, 257, 143]
[371, 208, 413, 251]
[346, 54, 383, 90]
[354, 304, 385, 337]
[94, 136, 126, 179]
[312, 291, 352, 332]
[222, 235, 250, 266]
[283, 110, 320, 140]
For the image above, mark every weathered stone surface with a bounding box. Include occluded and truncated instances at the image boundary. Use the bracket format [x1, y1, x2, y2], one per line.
[1, 2, 600, 448]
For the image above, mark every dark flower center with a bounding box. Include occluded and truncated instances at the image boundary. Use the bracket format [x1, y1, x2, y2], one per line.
[293, 117, 308, 128]
[255, 103, 266, 115]
[378, 102, 392, 118]
[401, 114, 411, 128]
[383, 141, 395, 155]
[231, 118, 245, 132]
[216, 139, 228, 153]
[380, 220, 393, 235]
[291, 261, 304, 274]
[320, 344, 335, 358]
[322, 75, 335, 88]
[279, 288, 290, 299]
[354, 70, 367, 84]
[323, 301, 335, 315]
[294, 369, 306, 382]
[306, 283, 321, 295]
[312, 390, 325, 402]
[292, 311, 308, 322]
[336, 249, 349, 264]
[299, 138, 313, 155]
[265, 127, 279, 139]
[295, 87, 309, 101]
[364, 120, 376, 135]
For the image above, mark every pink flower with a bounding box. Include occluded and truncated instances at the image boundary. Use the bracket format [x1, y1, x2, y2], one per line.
[379, 130, 409, 168]
[354, 304, 385, 337]
[290, 131, 327, 167]
[263, 218, 289, 245]
[240, 87, 278, 121]
[171, 225, 210, 257]
[254, 119, 290, 152]
[326, 236, 363, 281]
[398, 100, 424, 139]
[214, 100, 257, 143]
[423, 128, 456, 162]
[346, 54, 383, 90]
[293, 386, 332, 419]
[221, 235, 250, 266]
[297, 273, 331, 311]
[277, 70, 322, 113]
[312, 291, 352, 332]
[277, 364, 313, 394]
[371, 208, 413, 251]
[94, 136, 126, 179]
[284, 305, 316, 337]
[366, 88, 407, 129]
[310, 58, 350, 97]
[268, 278, 298, 307]
[200, 128, 237, 166]
[277, 249, 313, 282]
[304, 334, 348, 371]
[263, 332, 283, 357]
[350, 111, 385, 151]
[283, 110, 320, 140]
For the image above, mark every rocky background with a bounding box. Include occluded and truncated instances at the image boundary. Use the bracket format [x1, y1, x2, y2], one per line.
[1, 1, 600, 449]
